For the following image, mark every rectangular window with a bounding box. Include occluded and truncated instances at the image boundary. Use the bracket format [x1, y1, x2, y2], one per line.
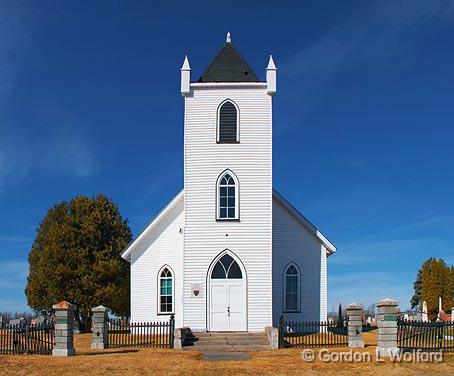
[285, 275, 299, 311]
[159, 277, 173, 313]
[219, 185, 236, 219]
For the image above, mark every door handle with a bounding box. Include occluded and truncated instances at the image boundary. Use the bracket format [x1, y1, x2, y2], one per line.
[227, 306, 230, 316]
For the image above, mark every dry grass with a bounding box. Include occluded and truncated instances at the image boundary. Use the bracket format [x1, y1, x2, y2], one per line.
[0, 330, 453, 375]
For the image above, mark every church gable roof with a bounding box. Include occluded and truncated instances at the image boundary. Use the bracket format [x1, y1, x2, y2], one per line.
[198, 34, 261, 83]
[272, 190, 337, 255]
[121, 190, 184, 261]
[121, 188, 336, 262]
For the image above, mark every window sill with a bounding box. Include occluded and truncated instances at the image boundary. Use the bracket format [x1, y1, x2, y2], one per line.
[216, 141, 240, 144]
[283, 311, 301, 314]
[157, 312, 174, 316]
[216, 218, 240, 222]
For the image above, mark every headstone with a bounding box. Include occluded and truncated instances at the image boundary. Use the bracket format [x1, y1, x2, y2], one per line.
[422, 301, 428, 322]
[376, 298, 399, 357]
[346, 303, 364, 348]
[91, 305, 108, 350]
[52, 301, 76, 357]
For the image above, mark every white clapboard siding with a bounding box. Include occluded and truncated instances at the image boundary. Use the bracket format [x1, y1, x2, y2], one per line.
[130, 195, 184, 328]
[183, 87, 273, 331]
[272, 198, 327, 326]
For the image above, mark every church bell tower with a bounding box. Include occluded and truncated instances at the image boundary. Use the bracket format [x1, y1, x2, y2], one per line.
[180, 33, 277, 331]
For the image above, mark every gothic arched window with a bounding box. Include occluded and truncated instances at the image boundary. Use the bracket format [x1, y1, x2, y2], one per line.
[211, 254, 243, 279]
[217, 170, 239, 220]
[158, 266, 174, 314]
[217, 100, 239, 143]
[284, 263, 300, 312]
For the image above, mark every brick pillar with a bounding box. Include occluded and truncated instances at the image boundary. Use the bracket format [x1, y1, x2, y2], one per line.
[91, 305, 108, 350]
[376, 298, 399, 357]
[52, 301, 76, 357]
[346, 303, 364, 348]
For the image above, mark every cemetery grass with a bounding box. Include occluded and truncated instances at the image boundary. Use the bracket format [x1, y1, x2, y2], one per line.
[1, 330, 454, 375]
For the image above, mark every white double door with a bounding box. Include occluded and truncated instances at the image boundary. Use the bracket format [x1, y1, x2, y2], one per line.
[209, 279, 246, 331]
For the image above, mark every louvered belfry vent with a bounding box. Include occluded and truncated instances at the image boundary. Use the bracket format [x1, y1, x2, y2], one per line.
[219, 101, 238, 142]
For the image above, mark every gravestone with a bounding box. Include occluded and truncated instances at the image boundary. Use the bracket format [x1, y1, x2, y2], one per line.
[421, 301, 428, 322]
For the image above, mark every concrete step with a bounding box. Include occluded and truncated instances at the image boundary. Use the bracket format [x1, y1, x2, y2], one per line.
[183, 331, 270, 352]
[187, 339, 269, 346]
[184, 344, 271, 352]
[186, 340, 268, 346]
[195, 332, 265, 337]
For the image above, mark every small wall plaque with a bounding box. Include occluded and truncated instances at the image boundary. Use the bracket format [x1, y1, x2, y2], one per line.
[384, 314, 396, 321]
[191, 283, 202, 298]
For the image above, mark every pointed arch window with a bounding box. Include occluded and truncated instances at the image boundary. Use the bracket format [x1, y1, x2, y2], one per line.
[217, 100, 239, 143]
[211, 254, 243, 279]
[158, 266, 174, 314]
[284, 263, 300, 312]
[217, 171, 239, 220]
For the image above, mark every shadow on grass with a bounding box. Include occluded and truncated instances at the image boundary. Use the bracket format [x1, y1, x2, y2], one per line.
[80, 349, 140, 356]
[363, 326, 378, 333]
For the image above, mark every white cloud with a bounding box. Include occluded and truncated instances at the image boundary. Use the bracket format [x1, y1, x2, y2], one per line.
[0, 1, 30, 109]
[280, 0, 454, 107]
[0, 261, 28, 289]
[0, 235, 31, 243]
[0, 141, 32, 193]
[41, 132, 99, 179]
[0, 3, 99, 190]
[328, 271, 412, 311]
[0, 112, 99, 192]
[330, 237, 450, 265]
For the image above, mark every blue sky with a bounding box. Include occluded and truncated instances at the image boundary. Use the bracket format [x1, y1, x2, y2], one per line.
[1, 0, 454, 313]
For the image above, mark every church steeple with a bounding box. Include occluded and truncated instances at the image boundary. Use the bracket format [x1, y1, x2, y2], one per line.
[197, 33, 261, 83]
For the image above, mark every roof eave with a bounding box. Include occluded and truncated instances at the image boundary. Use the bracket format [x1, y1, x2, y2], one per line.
[120, 190, 184, 262]
[272, 189, 337, 255]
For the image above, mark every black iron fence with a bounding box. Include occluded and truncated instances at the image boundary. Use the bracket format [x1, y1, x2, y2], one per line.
[106, 315, 175, 349]
[278, 316, 348, 348]
[397, 318, 454, 352]
[0, 321, 55, 355]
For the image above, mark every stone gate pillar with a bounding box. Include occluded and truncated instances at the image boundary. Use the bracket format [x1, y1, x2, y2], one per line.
[346, 303, 364, 348]
[376, 298, 399, 357]
[52, 301, 76, 357]
[91, 305, 109, 350]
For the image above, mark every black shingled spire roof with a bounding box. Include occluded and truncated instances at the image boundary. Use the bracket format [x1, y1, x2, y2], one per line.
[198, 36, 261, 83]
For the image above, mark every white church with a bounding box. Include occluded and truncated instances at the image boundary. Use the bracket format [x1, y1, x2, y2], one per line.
[121, 34, 336, 332]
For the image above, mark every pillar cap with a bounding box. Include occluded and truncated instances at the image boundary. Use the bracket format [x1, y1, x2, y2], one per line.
[53, 301, 75, 310]
[346, 303, 363, 310]
[92, 305, 109, 312]
[376, 298, 398, 307]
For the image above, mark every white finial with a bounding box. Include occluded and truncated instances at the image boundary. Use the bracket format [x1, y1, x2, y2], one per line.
[226, 32, 231, 43]
[181, 55, 191, 71]
[267, 55, 277, 70]
[180, 55, 191, 96]
[266, 55, 277, 95]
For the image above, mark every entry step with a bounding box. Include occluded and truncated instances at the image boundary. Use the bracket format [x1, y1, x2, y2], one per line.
[183, 331, 270, 352]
